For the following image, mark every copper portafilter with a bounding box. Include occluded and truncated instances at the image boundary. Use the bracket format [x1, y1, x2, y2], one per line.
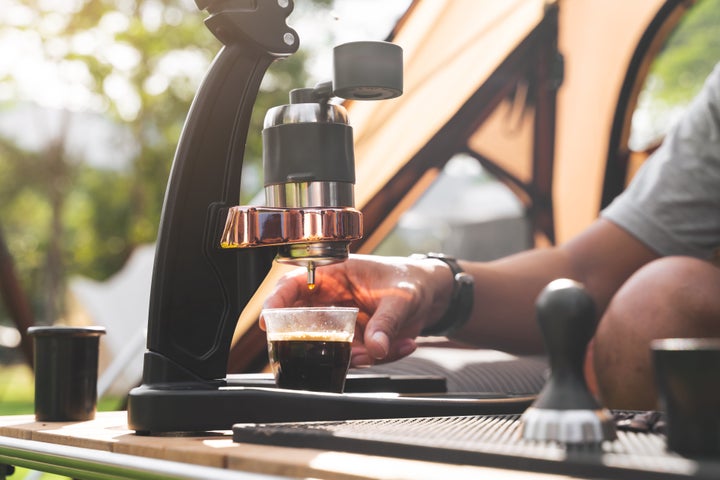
[221, 41, 403, 286]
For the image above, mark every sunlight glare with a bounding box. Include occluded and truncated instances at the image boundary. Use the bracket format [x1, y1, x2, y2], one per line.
[7, 3, 33, 27]
[104, 73, 141, 121]
[144, 74, 169, 96]
[104, 42, 141, 72]
[140, 0, 163, 32]
[37, 0, 84, 14]
[71, 31, 97, 56]
[39, 11, 67, 36]
[156, 49, 211, 89]
[45, 37, 69, 59]
[164, 6, 184, 26]
[99, 11, 130, 35]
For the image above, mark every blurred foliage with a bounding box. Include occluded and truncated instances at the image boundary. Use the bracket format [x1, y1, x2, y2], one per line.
[0, 363, 122, 414]
[629, 0, 720, 149]
[1, 0, 718, 360]
[0, 0, 330, 345]
[646, 0, 720, 104]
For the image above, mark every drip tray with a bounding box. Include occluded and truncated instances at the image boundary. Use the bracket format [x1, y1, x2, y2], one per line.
[128, 374, 536, 433]
[227, 372, 448, 393]
[233, 414, 720, 479]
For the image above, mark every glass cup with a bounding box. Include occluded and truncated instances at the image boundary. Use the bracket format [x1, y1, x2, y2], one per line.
[262, 307, 358, 393]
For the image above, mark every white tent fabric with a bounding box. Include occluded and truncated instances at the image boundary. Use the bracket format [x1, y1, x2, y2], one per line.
[68, 244, 154, 396]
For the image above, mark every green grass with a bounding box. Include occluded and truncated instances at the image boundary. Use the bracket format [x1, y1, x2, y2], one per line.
[0, 363, 125, 479]
[0, 364, 67, 478]
[0, 363, 35, 415]
[0, 364, 124, 414]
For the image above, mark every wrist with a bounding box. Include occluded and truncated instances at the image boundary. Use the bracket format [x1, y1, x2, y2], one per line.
[410, 253, 475, 337]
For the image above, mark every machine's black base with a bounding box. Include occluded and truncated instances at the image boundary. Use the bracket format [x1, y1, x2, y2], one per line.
[232, 412, 720, 480]
[127, 373, 534, 435]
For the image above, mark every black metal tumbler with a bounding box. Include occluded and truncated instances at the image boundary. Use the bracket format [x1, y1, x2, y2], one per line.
[28, 326, 106, 422]
[652, 338, 720, 457]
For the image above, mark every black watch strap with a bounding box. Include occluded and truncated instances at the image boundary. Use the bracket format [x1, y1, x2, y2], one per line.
[411, 253, 475, 337]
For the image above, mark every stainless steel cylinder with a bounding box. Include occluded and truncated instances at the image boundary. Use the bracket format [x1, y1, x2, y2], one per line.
[264, 181, 354, 208]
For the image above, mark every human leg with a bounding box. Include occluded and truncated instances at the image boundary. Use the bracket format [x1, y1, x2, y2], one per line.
[591, 256, 720, 410]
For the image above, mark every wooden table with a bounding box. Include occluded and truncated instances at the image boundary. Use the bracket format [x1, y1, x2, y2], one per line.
[0, 411, 578, 479]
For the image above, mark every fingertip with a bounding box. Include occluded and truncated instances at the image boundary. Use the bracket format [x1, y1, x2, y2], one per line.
[369, 331, 390, 359]
[395, 338, 417, 358]
[351, 354, 374, 367]
[350, 344, 372, 367]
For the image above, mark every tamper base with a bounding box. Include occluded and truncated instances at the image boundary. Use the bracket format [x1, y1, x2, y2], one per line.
[521, 406, 617, 444]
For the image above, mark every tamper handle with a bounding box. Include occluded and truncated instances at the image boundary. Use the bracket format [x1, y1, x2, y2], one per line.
[538, 279, 596, 370]
[533, 278, 600, 410]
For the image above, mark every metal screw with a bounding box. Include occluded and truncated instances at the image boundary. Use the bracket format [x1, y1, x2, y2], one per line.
[283, 32, 295, 46]
[278, 0, 289, 8]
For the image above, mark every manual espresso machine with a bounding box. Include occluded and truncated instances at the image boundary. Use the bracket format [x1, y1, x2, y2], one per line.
[125, 4, 720, 476]
[127, 0, 534, 434]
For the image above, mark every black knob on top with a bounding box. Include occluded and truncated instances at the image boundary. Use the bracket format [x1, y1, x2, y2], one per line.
[521, 279, 616, 444]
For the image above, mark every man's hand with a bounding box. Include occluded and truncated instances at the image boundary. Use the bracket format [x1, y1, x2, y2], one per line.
[262, 254, 454, 366]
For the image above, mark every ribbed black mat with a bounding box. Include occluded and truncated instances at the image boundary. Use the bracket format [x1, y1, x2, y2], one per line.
[233, 414, 720, 479]
[353, 348, 548, 395]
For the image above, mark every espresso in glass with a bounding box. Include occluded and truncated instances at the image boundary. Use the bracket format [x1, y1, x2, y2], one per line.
[263, 306, 357, 393]
[268, 332, 351, 392]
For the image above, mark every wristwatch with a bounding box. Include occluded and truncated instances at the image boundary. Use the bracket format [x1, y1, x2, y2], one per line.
[410, 253, 475, 337]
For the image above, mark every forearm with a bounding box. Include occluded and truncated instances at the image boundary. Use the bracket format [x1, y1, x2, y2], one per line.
[453, 246, 574, 353]
[442, 219, 659, 354]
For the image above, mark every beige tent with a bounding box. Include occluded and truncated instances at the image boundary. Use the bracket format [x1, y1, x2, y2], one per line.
[229, 0, 693, 371]
[351, 0, 690, 248]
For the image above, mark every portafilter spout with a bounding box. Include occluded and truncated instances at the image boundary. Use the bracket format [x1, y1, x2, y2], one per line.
[221, 41, 403, 286]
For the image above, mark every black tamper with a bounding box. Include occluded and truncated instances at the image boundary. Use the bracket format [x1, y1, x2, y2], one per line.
[521, 279, 617, 444]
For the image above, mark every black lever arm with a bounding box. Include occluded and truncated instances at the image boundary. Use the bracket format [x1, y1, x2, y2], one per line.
[142, 0, 298, 385]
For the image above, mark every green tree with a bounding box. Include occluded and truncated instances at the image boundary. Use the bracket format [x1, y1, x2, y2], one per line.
[631, 0, 720, 149]
[648, 0, 720, 104]
[0, 0, 329, 336]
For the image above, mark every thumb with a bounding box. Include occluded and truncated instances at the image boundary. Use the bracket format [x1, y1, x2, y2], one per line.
[364, 294, 415, 360]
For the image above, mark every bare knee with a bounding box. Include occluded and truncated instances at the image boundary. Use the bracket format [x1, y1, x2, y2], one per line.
[592, 256, 720, 409]
[612, 256, 720, 336]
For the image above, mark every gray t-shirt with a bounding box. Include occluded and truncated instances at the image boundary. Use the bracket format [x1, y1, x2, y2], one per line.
[601, 63, 720, 260]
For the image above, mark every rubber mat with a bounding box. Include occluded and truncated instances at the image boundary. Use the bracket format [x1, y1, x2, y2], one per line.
[233, 414, 720, 479]
[353, 347, 548, 394]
